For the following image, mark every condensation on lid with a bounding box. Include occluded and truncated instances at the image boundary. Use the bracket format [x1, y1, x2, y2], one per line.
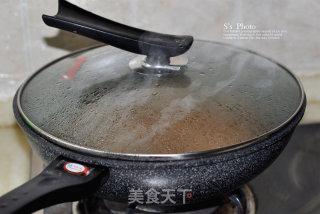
[18, 41, 303, 155]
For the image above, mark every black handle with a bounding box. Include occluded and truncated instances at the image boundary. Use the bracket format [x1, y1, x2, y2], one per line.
[42, 0, 193, 62]
[0, 156, 107, 214]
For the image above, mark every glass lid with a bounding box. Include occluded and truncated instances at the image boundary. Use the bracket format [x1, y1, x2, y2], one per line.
[18, 40, 303, 156]
[17, 0, 304, 158]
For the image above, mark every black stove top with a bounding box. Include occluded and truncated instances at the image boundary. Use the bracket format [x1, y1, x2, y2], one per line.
[43, 124, 320, 214]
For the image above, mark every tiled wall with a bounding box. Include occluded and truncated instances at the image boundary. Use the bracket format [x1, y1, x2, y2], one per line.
[1, 0, 319, 122]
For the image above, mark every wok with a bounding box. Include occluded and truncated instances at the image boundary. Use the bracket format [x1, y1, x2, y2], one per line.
[0, 1, 306, 213]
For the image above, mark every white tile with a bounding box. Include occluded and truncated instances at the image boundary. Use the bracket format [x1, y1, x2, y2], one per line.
[0, 125, 31, 195]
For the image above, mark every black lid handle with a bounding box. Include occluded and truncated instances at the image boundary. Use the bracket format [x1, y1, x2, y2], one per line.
[43, 0, 193, 62]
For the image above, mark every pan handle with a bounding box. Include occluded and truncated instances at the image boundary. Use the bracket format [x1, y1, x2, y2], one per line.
[42, 0, 193, 65]
[0, 156, 107, 214]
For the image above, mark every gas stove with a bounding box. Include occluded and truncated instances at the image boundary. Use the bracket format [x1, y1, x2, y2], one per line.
[73, 185, 254, 214]
[39, 185, 254, 214]
[33, 124, 320, 214]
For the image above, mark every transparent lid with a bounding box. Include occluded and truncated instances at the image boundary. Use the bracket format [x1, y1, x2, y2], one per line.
[19, 40, 303, 155]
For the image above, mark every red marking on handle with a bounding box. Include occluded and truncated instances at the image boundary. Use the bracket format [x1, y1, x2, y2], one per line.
[59, 56, 87, 80]
[63, 162, 90, 175]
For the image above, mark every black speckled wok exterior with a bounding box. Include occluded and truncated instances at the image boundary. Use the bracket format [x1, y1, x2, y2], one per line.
[9, 92, 306, 211]
[0, 1, 307, 213]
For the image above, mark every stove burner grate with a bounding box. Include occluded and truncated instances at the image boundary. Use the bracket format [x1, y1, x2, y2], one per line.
[73, 185, 255, 214]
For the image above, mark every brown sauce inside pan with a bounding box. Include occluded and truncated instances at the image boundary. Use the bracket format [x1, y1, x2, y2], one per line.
[89, 99, 265, 154]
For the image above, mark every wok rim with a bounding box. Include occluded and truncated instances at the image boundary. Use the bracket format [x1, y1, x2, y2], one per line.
[16, 40, 306, 161]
